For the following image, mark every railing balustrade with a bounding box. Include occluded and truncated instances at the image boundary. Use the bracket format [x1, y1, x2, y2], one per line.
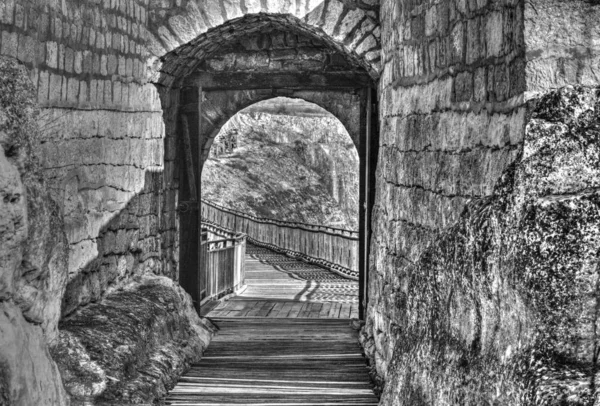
[200, 229, 246, 303]
[201, 199, 358, 280]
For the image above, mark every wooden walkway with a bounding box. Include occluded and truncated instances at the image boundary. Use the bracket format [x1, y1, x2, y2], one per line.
[164, 245, 378, 405]
[202, 245, 359, 319]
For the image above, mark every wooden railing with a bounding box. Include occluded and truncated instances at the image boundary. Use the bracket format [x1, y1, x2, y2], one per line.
[200, 229, 246, 302]
[201, 199, 359, 280]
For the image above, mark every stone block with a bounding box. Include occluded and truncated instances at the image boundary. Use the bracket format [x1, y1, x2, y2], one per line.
[508, 57, 526, 98]
[43, 41, 57, 69]
[67, 78, 80, 104]
[73, 51, 83, 75]
[126, 57, 133, 77]
[103, 79, 112, 105]
[428, 40, 437, 73]
[49, 73, 62, 103]
[437, 2, 450, 34]
[100, 54, 108, 75]
[270, 32, 287, 49]
[270, 49, 297, 61]
[109, 54, 119, 75]
[1, 30, 18, 58]
[450, 21, 464, 64]
[235, 52, 269, 69]
[494, 63, 508, 101]
[486, 11, 503, 58]
[65, 46, 74, 73]
[425, 6, 437, 37]
[0, 0, 15, 25]
[297, 47, 327, 62]
[79, 81, 88, 104]
[17, 35, 36, 64]
[58, 43, 65, 71]
[118, 55, 126, 76]
[37, 70, 50, 103]
[473, 66, 487, 102]
[90, 79, 98, 105]
[466, 17, 482, 65]
[96, 32, 105, 49]
[13, 3, 23, 28]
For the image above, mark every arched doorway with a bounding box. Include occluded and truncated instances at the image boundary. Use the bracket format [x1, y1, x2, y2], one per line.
[157, 14, 379, 319]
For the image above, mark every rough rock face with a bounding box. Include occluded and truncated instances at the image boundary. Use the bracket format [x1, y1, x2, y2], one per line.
[53, 275, 215, 405]
[0, 57, 70, 404]
[367, 87, 600, 405]
[202, 99, 359, 229]
[0, 306, 69, 406]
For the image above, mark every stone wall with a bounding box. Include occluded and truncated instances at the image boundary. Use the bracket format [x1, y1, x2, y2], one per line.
[374, 84, 600, 405]
[5, 0, 598, 404]
[151, 1, 381, 84]
[367, 0, 600, 403]
[366, 0, 526, 385]
[0, 1, 189, 404]
[525, 0, 600, 99]
[0, 0, 380, 403]
[201, 29, 360, 73]
[0, 0, 171, 320]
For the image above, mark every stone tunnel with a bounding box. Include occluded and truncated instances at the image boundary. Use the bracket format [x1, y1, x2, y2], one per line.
[0, 0, 599, 405]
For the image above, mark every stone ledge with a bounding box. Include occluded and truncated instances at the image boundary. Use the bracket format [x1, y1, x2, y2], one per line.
[52, 275, 216, 405]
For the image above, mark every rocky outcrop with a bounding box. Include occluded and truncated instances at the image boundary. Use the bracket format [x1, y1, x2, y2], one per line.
[0, 306, 68, 406]
[367, 86, 600, 404]
[53, 275, 215, 405]
[0, 56, 212, 406]
[203, 98, 359, 229]
[0, 57, 70, 404]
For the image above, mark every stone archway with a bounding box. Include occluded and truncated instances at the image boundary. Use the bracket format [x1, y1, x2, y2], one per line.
[147, 2, 381, 81]
[194, 90, 364, 162]
[176, 86, 375, 313]
[152, 14, 380, 316]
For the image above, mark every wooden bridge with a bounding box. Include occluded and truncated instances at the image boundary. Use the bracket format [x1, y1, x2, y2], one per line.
[164, 244, 379, 405]
[201, 199, 359, 280]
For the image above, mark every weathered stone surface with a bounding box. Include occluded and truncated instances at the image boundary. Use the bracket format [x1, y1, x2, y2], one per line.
[54, 275, 215, 405]
[525, 0, 600, 98]
[0, 143, 26, 302]
[0, 304, 69, 406]
[372, 86, 600, 405]
[366, 0, 528, 389]
[0, 56, 69, 405]
[155, 11, 381, 85]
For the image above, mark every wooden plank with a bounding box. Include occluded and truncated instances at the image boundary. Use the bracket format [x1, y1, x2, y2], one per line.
[286, 302, 306, 319]
[328, 303, 342, 319]
[164, 319, 378, 405]
[267, 301, 286, 318]
[296, 303, 312, 318]
[181, 114, 197, 200]
[277, 301, 295, 318]
[350, 303, 359, 319]
[340, 303, 352, 319]
[319, 302, 332, 318]
[176, 245, 372, 403]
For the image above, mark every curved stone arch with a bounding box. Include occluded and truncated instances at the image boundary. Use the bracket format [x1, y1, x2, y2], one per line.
[147, 1, 381, 83]
[198, 89, 363, 165]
